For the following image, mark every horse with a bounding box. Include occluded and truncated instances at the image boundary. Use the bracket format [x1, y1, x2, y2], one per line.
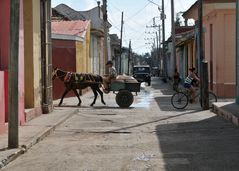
[52, 68, 106, 107]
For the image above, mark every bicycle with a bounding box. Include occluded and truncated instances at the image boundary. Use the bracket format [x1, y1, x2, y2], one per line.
[171, 88, 217, 109]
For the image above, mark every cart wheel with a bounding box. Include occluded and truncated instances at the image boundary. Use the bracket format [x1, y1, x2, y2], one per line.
[116, 90, 134, 108]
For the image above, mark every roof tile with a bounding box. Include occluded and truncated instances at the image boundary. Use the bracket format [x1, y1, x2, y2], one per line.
[52, 20, 90, 38]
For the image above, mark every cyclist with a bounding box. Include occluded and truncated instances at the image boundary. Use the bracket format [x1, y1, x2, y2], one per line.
[184, 67, 200, 103]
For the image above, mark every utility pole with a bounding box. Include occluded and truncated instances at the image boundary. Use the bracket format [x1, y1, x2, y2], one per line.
[153, 17, 160, 68]
[158, 24, 161, 74]
[8, 0, 20, 148]
[103, 0, 109, 74]
[127, 40, 131, 75]
[171, 0, 176, 71]
[161, 0, 167, 82]
[153, 38, 156, 66]
[147, 1, 162, 73]
[198, 0, 209, 110]
[236, 0, 239, 104]
[156, 31, 159, 66]
[119, 12, 124, 74]
[147, 17, 161, 70]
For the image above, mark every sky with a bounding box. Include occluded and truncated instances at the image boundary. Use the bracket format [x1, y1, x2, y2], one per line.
[52, 0, 197, 54]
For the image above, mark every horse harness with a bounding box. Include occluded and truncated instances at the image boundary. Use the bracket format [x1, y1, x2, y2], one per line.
[54, 68, 101, 84]
[64, 72, 98, 84]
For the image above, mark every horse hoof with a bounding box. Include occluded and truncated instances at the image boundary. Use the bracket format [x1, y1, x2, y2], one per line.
[58, 104, 62, 107]
[102, 102, 106, 105]
[77, 104, 81, 106]
[90, 104, 94, 107]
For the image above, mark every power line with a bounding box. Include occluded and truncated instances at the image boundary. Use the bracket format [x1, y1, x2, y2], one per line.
[108, 1, 160, 53]
[133, 44, 148, 50]
[108, 18, 121, 32]
[108, 1, 151, 27]
[127, 2, 150, 20]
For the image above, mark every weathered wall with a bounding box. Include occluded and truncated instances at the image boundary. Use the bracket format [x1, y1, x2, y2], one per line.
[0, 0, 10, 70]
[91, 35, 100, 74]
[86, 24, 91, 73]
[23, 0, 42, 108]
[204, 9, 236, 97]
[0, 0, 10, 130]
[0, 72, 6, 133]
[76, 24, 91, 74]
[52, 39, 76, 100]
[76, 41, 85, 73]
[19, 0, 25, 124]
[0, 0, 25, 132]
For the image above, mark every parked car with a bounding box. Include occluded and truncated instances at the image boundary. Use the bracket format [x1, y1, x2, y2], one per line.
[133, 65, 151, 86]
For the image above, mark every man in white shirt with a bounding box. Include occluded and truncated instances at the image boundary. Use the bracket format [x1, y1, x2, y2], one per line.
[103, 61, 117, 93]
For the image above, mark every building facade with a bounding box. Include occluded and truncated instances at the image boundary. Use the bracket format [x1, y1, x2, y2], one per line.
[0, 0, 53, 133]
[24, 0, 53, 119]
[183, 0, 236, 97]
[0, 0, 25, 133]
[166, 27, 195, 80]
[53, 3, 112, 75]
[52, 20, 91, 100]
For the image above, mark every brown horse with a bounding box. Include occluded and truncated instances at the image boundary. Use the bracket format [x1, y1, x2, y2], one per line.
[52, 68, 106, 106]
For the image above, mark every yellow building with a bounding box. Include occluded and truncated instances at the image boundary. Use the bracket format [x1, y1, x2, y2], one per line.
[23, 0, 53, 120]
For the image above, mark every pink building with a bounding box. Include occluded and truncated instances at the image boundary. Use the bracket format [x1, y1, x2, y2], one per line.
[183, 0, 236, 98]
[0, 0, 25, 133]
[0, 0, 53, 134]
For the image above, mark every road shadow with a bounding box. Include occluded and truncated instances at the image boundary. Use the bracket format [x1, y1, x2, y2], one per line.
[92, 106, 134, 110]
[155, 116, 239, 171]
[102, 109, 201, 134]
[0, 147, 8, 151]
[155, 96, 202, 112]
[54, 104, 82, 108]
[55, 105, 135, 110]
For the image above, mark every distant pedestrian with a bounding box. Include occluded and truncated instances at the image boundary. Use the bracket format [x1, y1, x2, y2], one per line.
[173, 68, 180, 91]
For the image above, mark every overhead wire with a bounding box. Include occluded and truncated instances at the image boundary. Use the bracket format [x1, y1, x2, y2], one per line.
[107, 0, 159, 53]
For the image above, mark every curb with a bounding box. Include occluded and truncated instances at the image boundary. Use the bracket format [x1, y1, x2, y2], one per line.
[0, 108, 78, 169]
[212, 103, 239, 127]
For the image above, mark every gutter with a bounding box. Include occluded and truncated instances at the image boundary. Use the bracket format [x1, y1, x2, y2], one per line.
[51, 33, 84, 42]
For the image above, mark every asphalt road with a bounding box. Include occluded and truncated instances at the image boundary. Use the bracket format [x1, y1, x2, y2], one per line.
[2, 78, 239, 171]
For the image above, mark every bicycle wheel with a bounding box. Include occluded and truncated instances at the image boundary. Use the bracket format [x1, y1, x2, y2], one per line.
[171, 92, 188, 109]
[199, 92, 217, 108]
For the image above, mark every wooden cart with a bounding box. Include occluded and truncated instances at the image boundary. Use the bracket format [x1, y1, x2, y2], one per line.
[109, 81, 141, 108]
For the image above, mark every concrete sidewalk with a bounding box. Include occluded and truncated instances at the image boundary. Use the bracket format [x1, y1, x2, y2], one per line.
[212, 101, 239, 127]
[167, 78, 239, 127]
[0, 106, 78, 169]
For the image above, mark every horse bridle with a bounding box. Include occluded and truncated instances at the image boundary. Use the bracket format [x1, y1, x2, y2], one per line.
[52, 69, 66, 79]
